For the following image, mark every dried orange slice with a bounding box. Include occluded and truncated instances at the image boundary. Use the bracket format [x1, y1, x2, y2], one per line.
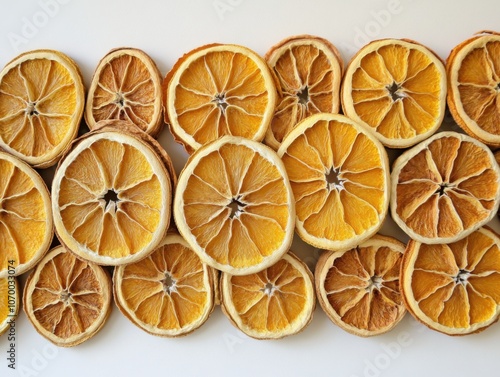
[85, 48, 163, 137]
[264, 35, 343, 149]
[0, 277, 19, 336]
[401, 227, 500, 335]
[220, 252, 315, 339]
[447, 32, 500, 146]
[391, 131, 500, 244]
[0, 49, 85, 167]
[0, 151, 53, 278]
[52, 122, 173, 266]
[342, 39, 446, 148]
[164, 44, 277, 153]
[174, 136, 295, 275]
[23, 246, 112, 346]
[277, 113, 389, 251]
[315, 234, 406, 337]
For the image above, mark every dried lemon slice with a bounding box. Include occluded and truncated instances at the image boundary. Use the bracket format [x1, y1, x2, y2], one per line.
[0, 49, 85, 167]
[174, 136, 295, 275]
[316, 234, 406, 337]
[342, 39, 446, 148]
[23, 246, 112, 347]
[264, 35, 343, 149]
[391, 131, 500, 244]
[220, 252, 315, 339]
[114, 233, 216, 337]
[0, 277, 19, 336]
[277, 113, 390, 251]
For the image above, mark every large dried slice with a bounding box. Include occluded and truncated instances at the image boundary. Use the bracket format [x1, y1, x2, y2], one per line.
[23, 246, 111, 346]
[85, 48, 163, 136]
[0, 151, 53, 278]
[342, 39, 446, 148]
[0, 277, 19, 336]
[0, 49, 85, 167]
[315, 234, 406, 337]
[114, 233, 216, 337]
[391, 131, 500, 244]
[220, 252, 315, 339]
[164, 44, 277, 153]
[277, 113, 390, 251]
[264, 35, 343, 149]
[401, 227, 500, 335]
[174, 136, 295, 275]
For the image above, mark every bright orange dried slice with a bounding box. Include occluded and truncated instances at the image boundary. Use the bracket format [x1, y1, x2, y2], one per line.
[0, 277, 19, 336]
[391, 131, 500, 244]
[85, 48, 163, 137]
[315, 234, 406, 337]
[0, 49, 85, 167]
[0, 151, 53, 278]
[342, 39, 446, 148]
[264, 35, 343, 149]
[174, 136, 295, 275]
[164, 44, 277, 153]
[23, 246, 112, 346]
[220, 252, 315, 339]
[114, 233, 216, 337]
[277, 113, 390, 251]
[401, 227, 500, 335]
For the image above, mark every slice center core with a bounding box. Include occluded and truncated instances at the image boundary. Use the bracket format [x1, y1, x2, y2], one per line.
[115, 93, 125, 107]
[366, 275, 382, 291]
[326, 168, 345, 190]
[297, 86, 310, 105]
[261, 282, 277, 296]
[162, 272, 177, 294]
[435, 182, 453, 196]
[454, 269, 470, 285]
[103, 189, 119, 206]
[60, 290, 72, 303]
[213, 93, 228, 113]
[26, 102, 39, 116]
[228, 197, 246, 218]
[386, 82, 405, 101]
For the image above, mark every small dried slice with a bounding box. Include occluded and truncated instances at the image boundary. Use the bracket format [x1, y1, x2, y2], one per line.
[264, 35, 344, 149]
[0, 49, 85, 167]
[23, 246, 112, 346]
[114, 233, 216, 337]
[315, 234, 406, 337]
[85, 48, 163, 137]
[447, 31, 500, 146]
[277, 113, 390, 251]
[401, 227, 500, 335]
[391, 131, 500, 244]
[220, 252, 315, 339]
[0, 277, 19, 336]
[342, 39, 446, 148]
[0, 151, 53, 278]
[174, 136, 295, 275]
[164, 44, 277, 153]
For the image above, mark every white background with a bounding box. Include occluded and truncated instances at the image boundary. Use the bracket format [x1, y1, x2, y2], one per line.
[1, 0, 500, 376]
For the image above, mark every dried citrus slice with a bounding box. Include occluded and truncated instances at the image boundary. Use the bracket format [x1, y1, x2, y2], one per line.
[277, 113, 390, 251]
[315, 234, 406, 337]
[0, 151, 53, 278]
[174, 136, 295, 275]
[52, 122, 173, 266]
[264, 35, 343, 149]
[391, 131, 500, 244]
[0, 277, 19, 336]
[114, 233, 215, 337]
[220, 252, 315, 339]
[23, 246, 111, 346]
[0, 49, 85, 167]
[85, 48, 163, 137]
[401, 227, 500, 335]
[164, 44, 277, 153]
[341, 39, 446, 148]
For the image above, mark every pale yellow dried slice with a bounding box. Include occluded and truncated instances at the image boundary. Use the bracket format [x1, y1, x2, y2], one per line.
[0, 277, 19, 336]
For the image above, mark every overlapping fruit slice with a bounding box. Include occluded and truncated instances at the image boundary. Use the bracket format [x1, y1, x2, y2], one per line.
[0, 277, 19, 336]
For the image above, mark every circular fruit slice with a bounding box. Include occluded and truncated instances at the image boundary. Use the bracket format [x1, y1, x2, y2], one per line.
[447, 32, 500, 146]
[23, 246, 112, 347]
[0, 49, 85, 167]
[52, 123, 173, 266]
[85, 48, 163, 137]
[264, 35, 344, 150]
[0, 277, 19, 336]
[401, 227, 500, 335]
[0, 151, 53, 278]
[277, 113, 390, 251]
[114, 233, 215, 337]
[164, 44, 277, 153]
[342, 39, 446, 148]
[391, 131, 500, 244]
[174, 136, 295, 275]
[220, 252, 315, 339]
[315, 234, 406, 337]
